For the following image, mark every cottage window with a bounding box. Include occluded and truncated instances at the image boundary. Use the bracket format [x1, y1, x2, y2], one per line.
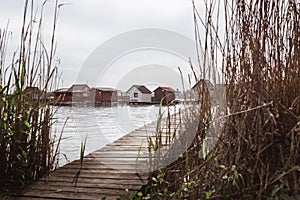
[134, 93, 138, 98]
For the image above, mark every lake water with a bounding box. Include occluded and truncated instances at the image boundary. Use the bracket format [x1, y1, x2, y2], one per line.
[52, 105, 177, 166]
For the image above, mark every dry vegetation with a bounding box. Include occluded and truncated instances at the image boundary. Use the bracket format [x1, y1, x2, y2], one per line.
[144, 0, 300, 199]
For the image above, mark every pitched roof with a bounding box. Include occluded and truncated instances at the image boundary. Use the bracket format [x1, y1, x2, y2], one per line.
[92, 87, 118, 92]
[153, 87, 175, 92]
[68, 84, 90, 92]
[24, 86, 42, 92]
[53, 88, 69, 93]
[127, 85, 152, 94]
[192, 79, 214, 90]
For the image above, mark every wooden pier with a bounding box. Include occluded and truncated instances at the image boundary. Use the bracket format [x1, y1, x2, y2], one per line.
[12, 122, 160, 200]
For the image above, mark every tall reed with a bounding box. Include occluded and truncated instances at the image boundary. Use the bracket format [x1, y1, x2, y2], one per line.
[220, 0, 300, 198]
[145, 0, 300, 199]
[0, 0, 61, 193]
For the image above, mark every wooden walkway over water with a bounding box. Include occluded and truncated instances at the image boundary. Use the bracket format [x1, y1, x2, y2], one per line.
[12, 120, 172, 200]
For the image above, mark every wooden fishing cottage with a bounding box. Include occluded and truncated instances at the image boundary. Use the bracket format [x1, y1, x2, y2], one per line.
[153, 86, 175, 105]
[90, 87, 118, 106]
[126, 85, 152, 104]
[191, 79, 214, 102]
[52, 84, 128, 106]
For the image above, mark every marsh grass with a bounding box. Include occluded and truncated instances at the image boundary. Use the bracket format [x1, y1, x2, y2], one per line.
[145, 0, 300, 199]
[0, 0, 62, 193]
[72, 135, 87, 187]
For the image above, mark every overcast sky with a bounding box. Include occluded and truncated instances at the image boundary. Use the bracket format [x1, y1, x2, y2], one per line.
[0, 0, 215, 91]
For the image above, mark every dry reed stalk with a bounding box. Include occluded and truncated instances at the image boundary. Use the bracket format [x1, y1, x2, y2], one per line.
[145, 0, 299, 199]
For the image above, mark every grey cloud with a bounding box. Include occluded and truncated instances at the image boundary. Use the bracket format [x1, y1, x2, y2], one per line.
[2, 0, 213, 89]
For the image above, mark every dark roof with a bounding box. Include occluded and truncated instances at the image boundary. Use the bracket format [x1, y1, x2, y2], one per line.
[68, 84, 90, 92]
[127, 85, 152, 94]
[192, 79, 214, 90]
[24, 86, 42, 92]
[153, 87, 175, 93]
[137, 85, 152, 94]
[92, 87, 118, 92]
[53, 88, 69, 93]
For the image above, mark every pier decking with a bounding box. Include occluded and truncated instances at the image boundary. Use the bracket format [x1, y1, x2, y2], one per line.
[13, 122, 160, 200]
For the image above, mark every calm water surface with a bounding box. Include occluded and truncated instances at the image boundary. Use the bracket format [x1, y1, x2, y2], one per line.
[53, 105, 176, 166]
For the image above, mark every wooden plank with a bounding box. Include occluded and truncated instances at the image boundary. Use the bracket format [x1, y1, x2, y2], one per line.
[96, 146, 148, 151]
[19, 190, 122, 200]
[39, 177, 147, 185]
[28, 184, 137, 195]
[68, 158, 137, 163]
[11, 198, 57, 200]
[34, 180, 142, 190]
[64, 163, 149, 170]
[112, 139, 147, 143]
[54, 167, 148, 175]
[88, 150, 148, 154]
[87, 153, 150, 158]
[51, 171, 148, 179]
[51, 166, 149, 174]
